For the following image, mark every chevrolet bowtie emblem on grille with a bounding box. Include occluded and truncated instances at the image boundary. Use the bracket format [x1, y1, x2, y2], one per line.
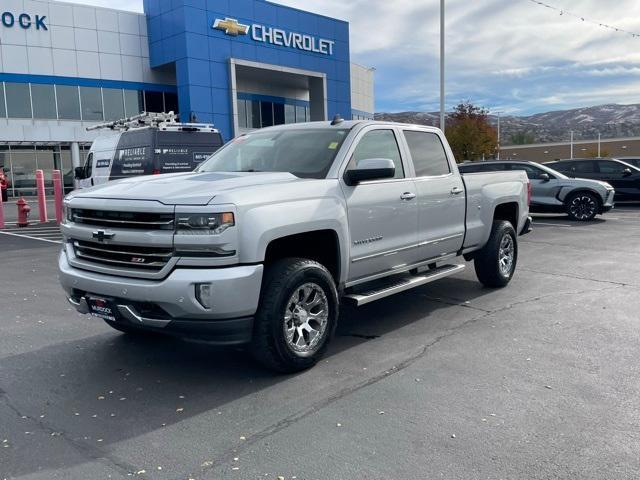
[92, 230, 115, 242]
[213, 17, 249, 36]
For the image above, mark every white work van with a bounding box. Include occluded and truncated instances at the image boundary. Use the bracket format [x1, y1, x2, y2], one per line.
[75, 113, 224, 189]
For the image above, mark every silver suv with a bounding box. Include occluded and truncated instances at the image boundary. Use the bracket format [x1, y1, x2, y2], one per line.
[459, 160, 615, 221]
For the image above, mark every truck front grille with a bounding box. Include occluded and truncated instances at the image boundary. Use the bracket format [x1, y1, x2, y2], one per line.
[73, 240, 174, 271]
[71, 209, 175, 230]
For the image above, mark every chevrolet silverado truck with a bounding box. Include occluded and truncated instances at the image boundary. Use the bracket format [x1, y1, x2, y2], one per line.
[60, 120, 532, 372]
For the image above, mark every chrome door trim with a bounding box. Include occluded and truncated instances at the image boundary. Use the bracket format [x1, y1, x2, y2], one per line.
[418, 233, 463, 248]
[351, 233, 463, 263]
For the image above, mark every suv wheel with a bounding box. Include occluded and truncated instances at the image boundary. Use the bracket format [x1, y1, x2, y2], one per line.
[566, 192, 599, 221]
[474, 220, 518, 288]
[251, 258, 339, 373]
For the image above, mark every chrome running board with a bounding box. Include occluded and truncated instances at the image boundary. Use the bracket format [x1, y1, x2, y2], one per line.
[343, 264, 465, 307]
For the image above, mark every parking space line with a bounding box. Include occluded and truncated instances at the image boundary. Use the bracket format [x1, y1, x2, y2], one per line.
[0, 230, 62, 244]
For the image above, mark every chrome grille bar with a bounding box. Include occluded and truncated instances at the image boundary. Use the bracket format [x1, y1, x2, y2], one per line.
[73, 240, 173, 271]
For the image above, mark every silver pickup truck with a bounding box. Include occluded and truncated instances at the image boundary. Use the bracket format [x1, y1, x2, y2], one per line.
[59, 120, 531, 372]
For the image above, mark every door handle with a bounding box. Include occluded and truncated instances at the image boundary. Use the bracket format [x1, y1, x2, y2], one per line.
[400, 192, 416, 201]
[450, 186, 464, 195]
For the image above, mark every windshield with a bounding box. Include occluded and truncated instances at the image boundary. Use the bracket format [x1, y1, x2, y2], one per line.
[196, 128, 351, 179]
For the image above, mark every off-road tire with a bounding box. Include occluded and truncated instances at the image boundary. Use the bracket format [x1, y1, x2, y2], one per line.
[251, 258, 339, 373]
[474, 220, 518, 288]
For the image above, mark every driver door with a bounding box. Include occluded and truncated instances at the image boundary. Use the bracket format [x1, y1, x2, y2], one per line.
[341, 127, 418, 283]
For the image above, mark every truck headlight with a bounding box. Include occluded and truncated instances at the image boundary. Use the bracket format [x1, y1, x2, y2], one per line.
[175, 212, 235, 235]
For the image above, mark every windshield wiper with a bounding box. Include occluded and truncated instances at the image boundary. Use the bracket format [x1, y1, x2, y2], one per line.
[234, 169, 263, 172]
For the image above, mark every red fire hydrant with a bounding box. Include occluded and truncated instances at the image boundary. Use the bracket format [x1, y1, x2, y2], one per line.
[17, 197, 31, 228]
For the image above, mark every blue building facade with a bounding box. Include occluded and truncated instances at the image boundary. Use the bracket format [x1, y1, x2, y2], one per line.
[0, 0, 373, 197]
[144, 0, 354, 140]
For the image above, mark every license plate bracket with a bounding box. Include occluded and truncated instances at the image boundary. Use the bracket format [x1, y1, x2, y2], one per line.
[86, 296, 118, 322]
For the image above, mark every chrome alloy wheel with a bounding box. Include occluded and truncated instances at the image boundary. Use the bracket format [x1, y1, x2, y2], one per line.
[498, 234, 515, 277]
[569, 195, 597, 220]
[283, 283, 329, 354]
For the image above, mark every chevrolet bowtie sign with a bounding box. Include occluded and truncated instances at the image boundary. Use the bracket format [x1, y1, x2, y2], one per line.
[213, 17, 335, 56]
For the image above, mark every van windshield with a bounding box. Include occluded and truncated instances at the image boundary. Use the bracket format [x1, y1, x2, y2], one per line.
[196, 128, 351, 179]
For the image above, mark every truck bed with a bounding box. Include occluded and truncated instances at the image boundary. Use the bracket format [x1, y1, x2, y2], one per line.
[460, 170, 530, 250]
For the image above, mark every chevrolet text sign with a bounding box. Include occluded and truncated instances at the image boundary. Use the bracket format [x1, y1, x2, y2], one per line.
[1, 11, 48, 30]
[213, 18, 335, 56]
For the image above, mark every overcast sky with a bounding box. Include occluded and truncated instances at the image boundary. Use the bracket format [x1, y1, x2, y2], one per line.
[62, 0, 640, 115]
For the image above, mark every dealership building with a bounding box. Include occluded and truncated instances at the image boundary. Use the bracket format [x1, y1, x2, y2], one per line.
[0, 0, 375, 195]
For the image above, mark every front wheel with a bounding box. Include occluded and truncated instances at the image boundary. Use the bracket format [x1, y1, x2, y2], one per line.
[566, 192, 599, 221]
[474, 220, 518, 288]
[251, 258, 339, 373]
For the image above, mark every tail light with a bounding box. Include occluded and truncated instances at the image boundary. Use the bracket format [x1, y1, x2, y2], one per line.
[527, 182, 532, 206]
[152, 169, 161, 175]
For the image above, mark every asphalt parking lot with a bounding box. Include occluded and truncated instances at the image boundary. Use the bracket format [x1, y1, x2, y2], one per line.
[1, 206, 639, 480]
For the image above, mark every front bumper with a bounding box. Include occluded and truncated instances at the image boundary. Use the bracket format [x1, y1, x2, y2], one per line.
[601, 190, 615, 213]
[59, 250, 263, 344]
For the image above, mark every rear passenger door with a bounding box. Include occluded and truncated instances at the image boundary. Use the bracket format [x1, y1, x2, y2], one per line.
[402, 129, 465, 262]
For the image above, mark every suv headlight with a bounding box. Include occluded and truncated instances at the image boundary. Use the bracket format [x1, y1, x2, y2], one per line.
[175, 212, 235, 235]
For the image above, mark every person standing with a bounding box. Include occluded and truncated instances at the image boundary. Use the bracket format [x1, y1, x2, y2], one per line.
[0, 171, 9, 202]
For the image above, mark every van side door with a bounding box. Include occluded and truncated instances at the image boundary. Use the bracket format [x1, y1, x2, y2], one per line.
[401, 129, 466, 261]
[341, 127, 419, 283]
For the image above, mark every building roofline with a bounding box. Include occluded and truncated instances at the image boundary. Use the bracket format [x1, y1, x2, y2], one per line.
[50, 0, 143, 15]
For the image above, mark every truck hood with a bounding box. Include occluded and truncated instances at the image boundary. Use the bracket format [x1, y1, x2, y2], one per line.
[69, 172, 301, 205]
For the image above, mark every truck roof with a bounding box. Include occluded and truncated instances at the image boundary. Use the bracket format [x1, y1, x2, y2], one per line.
[256, 119, 443, 133]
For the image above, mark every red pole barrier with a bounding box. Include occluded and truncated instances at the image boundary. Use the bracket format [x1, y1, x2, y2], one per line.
[35, 169, 48, 223]
[0, 186, 4, 230]
[52, 170, 63, 224]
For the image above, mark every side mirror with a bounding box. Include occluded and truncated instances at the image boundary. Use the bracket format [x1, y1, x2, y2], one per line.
[74, 166, 86, 180]
[344, 158, 396, 186]
[539, 173, 550, 182]
[623, 168, 633, 177]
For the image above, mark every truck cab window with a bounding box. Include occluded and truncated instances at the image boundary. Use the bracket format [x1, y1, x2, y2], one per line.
[350, 130, 404, 179]
[403, 131, 451, 177]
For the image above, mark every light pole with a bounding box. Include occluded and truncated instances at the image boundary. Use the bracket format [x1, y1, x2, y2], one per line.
[496, 112, 502, 160]
[570, 130, 574, 159]
[440, 0, 445, 133]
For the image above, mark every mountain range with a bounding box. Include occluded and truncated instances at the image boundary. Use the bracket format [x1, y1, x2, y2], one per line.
[374, 104, 640, 146]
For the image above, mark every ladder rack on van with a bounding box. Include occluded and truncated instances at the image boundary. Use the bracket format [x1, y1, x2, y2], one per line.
[86, 112, 218, 133]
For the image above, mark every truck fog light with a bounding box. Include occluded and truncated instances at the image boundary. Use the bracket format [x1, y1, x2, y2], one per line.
[195, 283, 213, 309]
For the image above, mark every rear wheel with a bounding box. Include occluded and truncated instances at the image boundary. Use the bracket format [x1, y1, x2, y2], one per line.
[251, 258, 338, 373]
[474, 220, 518, 288]
[566, 192, 599, 221]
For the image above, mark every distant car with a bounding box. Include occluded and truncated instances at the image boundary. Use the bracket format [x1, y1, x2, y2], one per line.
[459, 160, 615, 221]
[545, 158, 640, 201]
[614, 157, 640, 169]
